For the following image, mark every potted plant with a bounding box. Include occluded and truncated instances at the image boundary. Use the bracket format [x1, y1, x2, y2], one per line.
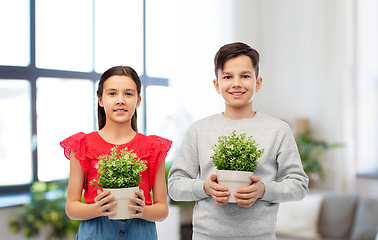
[295, 130, 344, 186]
[9, 180, 81, 240]
[91, 146, 147, 219]
[211, 130, 264, 203]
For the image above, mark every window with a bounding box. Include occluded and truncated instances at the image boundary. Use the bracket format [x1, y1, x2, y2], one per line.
[0, 80, 32, 186]
[36, 0, 93, 72]
[94, 0, 144, 74]
[356, 0, 378, 176]
[36, 78, 94, 181]
[0, 0, 169, 196]
[0, 0, 30, 66]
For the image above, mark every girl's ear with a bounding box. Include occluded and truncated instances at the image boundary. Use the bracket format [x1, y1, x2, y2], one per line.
[98, 97, 104, 107]
[135, 95, 142, 109]
[255, 77, 263, 92]
[213, 79, 220, 94]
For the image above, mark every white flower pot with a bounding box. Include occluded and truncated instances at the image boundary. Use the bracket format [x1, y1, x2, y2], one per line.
[216, 170, 254, 203]
[104, 186, 139, 220]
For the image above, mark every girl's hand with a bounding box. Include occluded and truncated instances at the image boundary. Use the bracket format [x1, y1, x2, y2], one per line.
[94, 189, 116, 216]
[204, 174, 230, 206]
[234, 175, 266, 208]
[130, 189, 145, 218]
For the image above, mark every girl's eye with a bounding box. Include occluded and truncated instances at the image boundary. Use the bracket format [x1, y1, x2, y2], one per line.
[109, 92, 116, 96]
[126, 92, 134, 96]
[224, 76, 231, 79]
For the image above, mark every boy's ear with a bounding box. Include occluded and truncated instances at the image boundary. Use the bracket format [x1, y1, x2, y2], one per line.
[256, 77, 263, 92]
[213, 79, 220, 94]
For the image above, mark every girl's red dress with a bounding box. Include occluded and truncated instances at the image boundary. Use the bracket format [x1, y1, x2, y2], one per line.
[60, 132, 172, 205]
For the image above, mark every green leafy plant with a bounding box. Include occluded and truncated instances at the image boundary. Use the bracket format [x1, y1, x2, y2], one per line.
[9, 180, 80, 240]
[295, 130, 344, 184]
[91, 146, 147, 189]
[211, 130, 264, 172]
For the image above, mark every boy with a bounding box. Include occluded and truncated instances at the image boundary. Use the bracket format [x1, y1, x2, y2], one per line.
[168, 42, 309, 240]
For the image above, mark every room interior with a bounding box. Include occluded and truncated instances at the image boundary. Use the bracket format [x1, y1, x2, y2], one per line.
[0, 0, 377, 239]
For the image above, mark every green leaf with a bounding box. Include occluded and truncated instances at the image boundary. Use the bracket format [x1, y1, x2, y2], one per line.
[211, 130, 264, 172]
[91, 145, 147, 189]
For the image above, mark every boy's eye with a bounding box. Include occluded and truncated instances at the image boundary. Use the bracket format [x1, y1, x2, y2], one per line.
[126, 92, 133, 96]
[224, 76, 231, 79]
[242, 75, 250, 78]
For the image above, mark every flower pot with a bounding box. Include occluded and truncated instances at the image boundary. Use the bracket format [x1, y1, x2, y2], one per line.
[216, 170, 254, 203]
[104, 186, 139, 220]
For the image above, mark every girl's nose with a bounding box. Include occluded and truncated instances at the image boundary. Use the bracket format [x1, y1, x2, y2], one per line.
[116, 96, 125, 105]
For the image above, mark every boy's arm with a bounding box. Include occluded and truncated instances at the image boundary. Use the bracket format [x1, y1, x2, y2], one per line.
[261, 125, 309, 203]
[168, 128, 209, 201]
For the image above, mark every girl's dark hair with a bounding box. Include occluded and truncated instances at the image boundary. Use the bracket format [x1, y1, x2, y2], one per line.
[214, 42, 260, 79]
[96, 66, 141, 132]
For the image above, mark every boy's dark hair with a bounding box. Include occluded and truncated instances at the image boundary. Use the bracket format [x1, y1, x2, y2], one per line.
[214, 42, 260, 79]
[96, 66, 141, 132]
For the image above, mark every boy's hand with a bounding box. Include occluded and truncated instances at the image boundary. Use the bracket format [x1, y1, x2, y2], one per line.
[94, 189, 116, 216]
[204, 174, 230, 206]
[234, 175, 265, 208]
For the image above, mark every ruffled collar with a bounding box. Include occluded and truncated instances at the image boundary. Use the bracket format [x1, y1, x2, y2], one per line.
[88, 132, 150, 160]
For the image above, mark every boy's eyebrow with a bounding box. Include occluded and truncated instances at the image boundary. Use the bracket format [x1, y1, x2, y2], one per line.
[222, 70, 253, 75]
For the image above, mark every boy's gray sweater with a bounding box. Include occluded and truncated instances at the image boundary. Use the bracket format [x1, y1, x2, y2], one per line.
[168, 112, 309, 240]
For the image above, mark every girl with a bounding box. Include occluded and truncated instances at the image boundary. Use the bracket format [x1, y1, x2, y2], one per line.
[61, 66, 172, 239]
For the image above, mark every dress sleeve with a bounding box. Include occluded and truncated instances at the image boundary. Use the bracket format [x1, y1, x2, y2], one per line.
[147, 135, 172, 189]
[60, 132, 90, 173]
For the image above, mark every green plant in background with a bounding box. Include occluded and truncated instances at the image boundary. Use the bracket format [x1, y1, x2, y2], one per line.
[9, 180, 80, 240]
[91, 146, 147, 189]
[211, 130, 264, 172]
[295, 130, 344, 184]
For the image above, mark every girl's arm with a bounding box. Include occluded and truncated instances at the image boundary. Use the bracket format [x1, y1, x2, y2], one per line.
[130, 160, 169, 222]
[66, 151, 116, 220]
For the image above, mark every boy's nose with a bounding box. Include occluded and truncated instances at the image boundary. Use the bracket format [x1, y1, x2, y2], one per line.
[232, 78, 242, 88]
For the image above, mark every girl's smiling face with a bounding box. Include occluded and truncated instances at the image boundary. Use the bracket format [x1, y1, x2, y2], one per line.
[98, 75, 141, 125]
[213, 55, 262, 118]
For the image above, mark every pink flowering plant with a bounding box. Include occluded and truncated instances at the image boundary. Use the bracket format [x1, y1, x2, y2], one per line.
[91, 146, 147, 189]
[211, 130, 264, 172]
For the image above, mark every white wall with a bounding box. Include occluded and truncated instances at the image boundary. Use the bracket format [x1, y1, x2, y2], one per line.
[227, 0, 360, 193]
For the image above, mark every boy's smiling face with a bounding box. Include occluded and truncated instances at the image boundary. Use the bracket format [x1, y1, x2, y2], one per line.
[213, 55, 262, 119]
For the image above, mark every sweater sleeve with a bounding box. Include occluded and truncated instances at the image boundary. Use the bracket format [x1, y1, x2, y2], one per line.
[168, 126, 209, 201]
[261, 124, 309, 203]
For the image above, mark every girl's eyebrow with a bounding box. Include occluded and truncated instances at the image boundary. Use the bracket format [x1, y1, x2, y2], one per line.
[124, 89, 137, 92]
[104, 88, 117, 92]
[104, 88, 136, 92]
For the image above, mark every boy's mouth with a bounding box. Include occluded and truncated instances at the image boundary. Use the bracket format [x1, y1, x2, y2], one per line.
[229, 91, 245, 96]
